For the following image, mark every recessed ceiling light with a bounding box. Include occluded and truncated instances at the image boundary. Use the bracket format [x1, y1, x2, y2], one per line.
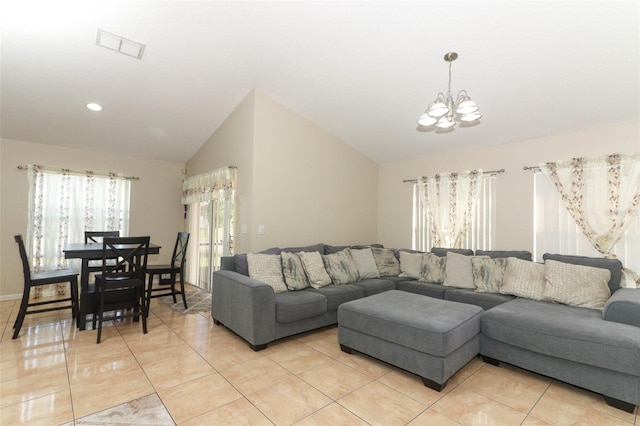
[87, 103, 103, 112]
[96, 29, 145, 59]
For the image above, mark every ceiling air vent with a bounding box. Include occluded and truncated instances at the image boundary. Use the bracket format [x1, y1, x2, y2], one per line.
[95, 29, 145, 59]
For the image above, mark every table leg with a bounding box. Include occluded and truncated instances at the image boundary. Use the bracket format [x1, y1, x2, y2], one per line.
[79, 259, 90, 330]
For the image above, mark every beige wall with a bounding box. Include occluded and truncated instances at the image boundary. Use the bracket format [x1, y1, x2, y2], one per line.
[186, 90, 379, 253]
[251, 91, 378, 250]
[0, 138, 185, 299]
[377, 123, 640, 251]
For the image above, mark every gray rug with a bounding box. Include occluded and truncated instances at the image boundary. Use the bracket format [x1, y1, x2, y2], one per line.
[159, 289, 211, 314]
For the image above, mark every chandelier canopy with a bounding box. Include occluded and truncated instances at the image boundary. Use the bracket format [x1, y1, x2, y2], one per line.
[418, 52, 481, 129]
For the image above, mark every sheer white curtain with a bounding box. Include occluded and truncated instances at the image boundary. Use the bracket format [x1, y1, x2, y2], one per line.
[183, 166, 236, 290]
[417, 169, 483, 249]
[26, 165, 130, 296]
[538, 153, 640, 288]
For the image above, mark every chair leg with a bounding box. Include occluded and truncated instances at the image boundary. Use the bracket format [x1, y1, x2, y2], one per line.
[96, 284, 105, 344]
[145, 273, 153, 318]
[179, 273, 188, 310]
[69, 277, 79, 322]
[12, 285, 31, 339]
[171, 273, 178, 304]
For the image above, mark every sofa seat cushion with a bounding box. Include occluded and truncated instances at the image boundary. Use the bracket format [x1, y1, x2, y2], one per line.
[482, 298, 640, 376]
[275, 291, 327, 323]
[339, 290, 483, 357]
[396, 280, 446, 299]
[351, 278, 395, 296]
[307, 284, 364, 311]
[444, 288, 515, 311]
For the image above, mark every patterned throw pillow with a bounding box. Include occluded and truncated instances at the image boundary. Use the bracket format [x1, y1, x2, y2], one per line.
[281, 251, 309, 290]
[472, 257, 508, 293]
[371, 247, 401, 277]
[322, 248, 360, 285]
[247, 253, 287, 293]
[350, 248, 380, 279]
[297, 251, 332, 288]
[500, 257, 546, 300]
[399, 251, 423, 279]
[443, 252, 487, 289]
[421, 253, 446, 283]
[543, 260, 611, 309]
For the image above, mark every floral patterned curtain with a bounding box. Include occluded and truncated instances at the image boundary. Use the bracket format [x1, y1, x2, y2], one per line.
[181, 166, 236, 205]
[26, 165, 131, 295]
[539, 153, 640, 288]
[419, 169, 482, 249]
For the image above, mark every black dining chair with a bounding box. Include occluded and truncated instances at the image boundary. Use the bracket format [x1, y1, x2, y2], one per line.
[85, 231, 120, 273]
[13, 235, 79, 339]
[93, 236, 150, 343]
[146, 232, 190, 311]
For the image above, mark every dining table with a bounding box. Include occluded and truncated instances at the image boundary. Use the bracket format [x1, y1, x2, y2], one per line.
[63, 242, 161, 330]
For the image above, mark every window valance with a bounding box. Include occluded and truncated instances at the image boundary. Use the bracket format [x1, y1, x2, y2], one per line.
[181, 166, 236, 205]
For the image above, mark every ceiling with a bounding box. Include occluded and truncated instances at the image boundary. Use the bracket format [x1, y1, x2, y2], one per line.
[1, 1, 639, 164]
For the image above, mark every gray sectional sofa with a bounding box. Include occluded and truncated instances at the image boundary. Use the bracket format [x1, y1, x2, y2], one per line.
[211, 243, 640, 412]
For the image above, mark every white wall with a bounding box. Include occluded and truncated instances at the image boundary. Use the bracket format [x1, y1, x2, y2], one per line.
[377, 123, 640, 251]
[0, 138, 185, 299]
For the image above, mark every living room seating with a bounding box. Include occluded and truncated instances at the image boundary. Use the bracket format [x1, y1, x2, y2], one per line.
[13, 234, 79, 339]
[212, 243, 640, 412]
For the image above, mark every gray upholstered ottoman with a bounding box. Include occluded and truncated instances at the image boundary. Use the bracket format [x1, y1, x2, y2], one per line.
[338, 290, 483, 390]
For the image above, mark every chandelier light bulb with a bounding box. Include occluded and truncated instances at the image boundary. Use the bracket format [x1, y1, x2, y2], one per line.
[417, 52, 481, 131]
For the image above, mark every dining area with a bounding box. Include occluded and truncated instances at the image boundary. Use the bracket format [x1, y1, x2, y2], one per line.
[12, 230, 190, 343]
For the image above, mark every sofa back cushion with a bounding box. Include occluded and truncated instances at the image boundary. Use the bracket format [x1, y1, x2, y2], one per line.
[475, 250, 532, 261]
[431, 247, 474, 257]
[542, 253, 623, 294]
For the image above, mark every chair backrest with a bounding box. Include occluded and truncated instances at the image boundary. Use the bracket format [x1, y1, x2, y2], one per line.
[101, 236, 150, 281]
[85, 231, 119, 243]
[171, 232, 190, 269]
[14, 235, 32, 281]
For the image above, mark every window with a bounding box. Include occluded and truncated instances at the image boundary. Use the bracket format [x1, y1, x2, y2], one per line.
[26, 166, 131, 272]
[412, 174, 496, 251]
[533, 171, 639, 271]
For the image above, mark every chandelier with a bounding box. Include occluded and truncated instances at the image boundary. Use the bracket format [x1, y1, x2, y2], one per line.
[417, 52, 481, 129]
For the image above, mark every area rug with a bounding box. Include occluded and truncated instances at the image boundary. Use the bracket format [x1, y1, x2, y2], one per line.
[159, 289, 211, 314]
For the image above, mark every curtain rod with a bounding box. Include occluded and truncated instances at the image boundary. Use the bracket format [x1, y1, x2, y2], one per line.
[523, 165, 541, 171]
[402, 168, 505, 184]
[17, 165, 140, 181]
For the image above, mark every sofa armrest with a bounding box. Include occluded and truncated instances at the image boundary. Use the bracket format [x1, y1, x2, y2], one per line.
[212, 270, 276, 347]
[603, 289, 640, 328]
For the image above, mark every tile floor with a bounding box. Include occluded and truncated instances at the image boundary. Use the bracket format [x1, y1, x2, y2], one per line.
[1, 287, 638, 426]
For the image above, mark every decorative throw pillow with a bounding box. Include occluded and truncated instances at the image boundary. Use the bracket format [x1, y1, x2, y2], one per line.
[297, 251, 332, 288]
[399, 251, 423, 279]
[421, 253, 446, 283]
[247, 253, 287, 293]
[281, 251, 309, 290]
[443, 252, 487, 289]
[500, 257, 546, 300]
[371, 247, 401, 277]
[350, 248, 380, 279]
[322, 248, 360, 285]
[472, 257, 508, 293]
[543, 260, 611, 310]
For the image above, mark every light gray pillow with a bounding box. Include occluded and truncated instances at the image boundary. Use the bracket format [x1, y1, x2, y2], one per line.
[247, 253, 287, 293]
[472, 257, 508, 293]
[544, 260, 611, 310]
[322, 248, 360, 285]
[500, 257, 546, 300]
[371, 247, 401, 277]
[399, 251, 423, 279]
[443, 252, 486, 289]
[281, 251, 309, 290]
[420, 252, 446, 283]
[351, 248, 380, 279]
[298, 251, 332, 288]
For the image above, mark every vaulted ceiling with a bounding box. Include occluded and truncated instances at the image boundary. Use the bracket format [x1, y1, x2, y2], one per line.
[1, 1, 638, 164]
